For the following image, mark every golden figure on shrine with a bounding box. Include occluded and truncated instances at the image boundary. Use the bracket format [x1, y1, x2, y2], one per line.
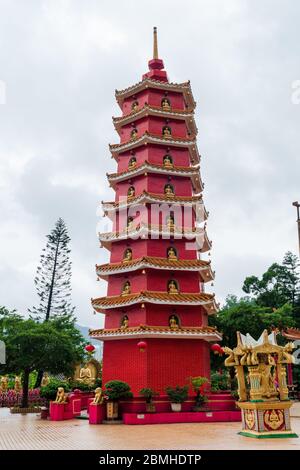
[161, 98, 171, 111]
[123, 248, 133, 263]
[169, 315, 179, 329]
[164, 184, 174, 197]
[166, 215, 175, 230]
[127, 217, 134, 230]
[163, 155, 173, 168]
[122, 281, 131, 296]
[121, 315, 129, 329]
[131, 101, 139, 112]
[167, 247, 177, 260]
[128, 157, 137, 170]
[224, 329, 298, 438]
[168, 280, 179, 294]
[127, 186, 135, 200]
[131, 128, 138, 140]
[162, 126, 172, 138]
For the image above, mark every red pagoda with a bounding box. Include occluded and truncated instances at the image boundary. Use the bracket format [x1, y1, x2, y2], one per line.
[90, 28, 221, 396]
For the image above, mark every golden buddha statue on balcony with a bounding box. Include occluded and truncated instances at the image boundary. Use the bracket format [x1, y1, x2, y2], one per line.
[168, 280, 179, 294]
[122, 281, 131, 296]
[127, 186, 135, 200]
[131, 101, 139, 112]
[127, 217, 134, 230]
[161, 98, 171, 111]
[169, 315, 179, 329]
[128, 157, 137, 170]
[131, 129, 138, 140]
[167, 247, 177, 260]
[163, 155, 173, 168]
[123, 248, 132, 263]
[166, 215, 175, 230]
[121, 315, 129, 329]
[162, 126, 172, 138]
[164, 184, 174, 197]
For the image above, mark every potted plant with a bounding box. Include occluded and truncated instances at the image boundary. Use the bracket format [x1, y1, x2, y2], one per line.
[104, 380, 133, 420]
[190, 376, 209, 411]
[166, 385, 188, 412]
[139, 388, 159, 413]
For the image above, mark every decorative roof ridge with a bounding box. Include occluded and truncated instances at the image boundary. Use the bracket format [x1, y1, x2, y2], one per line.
[102, 190, 203, 208]
[113, 103, 194, 123]
[96, 256, 211, 270]
[92, 290, 215, 302]
[115, 77, 192, 97]
[107, 160, 200, 179]
[90, 324, 218, 335]
[109, 131, 196, 150]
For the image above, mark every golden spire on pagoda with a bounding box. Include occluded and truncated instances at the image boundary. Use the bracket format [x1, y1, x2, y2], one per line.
[153, 26, 159, 60]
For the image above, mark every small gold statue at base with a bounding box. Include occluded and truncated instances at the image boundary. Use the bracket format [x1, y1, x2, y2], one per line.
[14, 375, 22, 393]
[54, 387, 67, 404]
[91, 387, 104, 405]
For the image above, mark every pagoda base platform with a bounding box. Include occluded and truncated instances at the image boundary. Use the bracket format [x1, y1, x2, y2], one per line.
[119, 393, 237, 414]
[123, 410, 241, 425]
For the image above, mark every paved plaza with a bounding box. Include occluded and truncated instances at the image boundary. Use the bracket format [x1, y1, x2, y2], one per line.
[0, 404, 300, 450]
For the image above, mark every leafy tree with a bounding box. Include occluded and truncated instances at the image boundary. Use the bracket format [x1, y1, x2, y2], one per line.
[29, 218, 75, 321]
[0, 309, 86, 408]
[242, 251, 300, 313]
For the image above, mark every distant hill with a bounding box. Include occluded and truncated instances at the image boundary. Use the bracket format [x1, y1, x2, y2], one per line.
[76, 324, 103, 360]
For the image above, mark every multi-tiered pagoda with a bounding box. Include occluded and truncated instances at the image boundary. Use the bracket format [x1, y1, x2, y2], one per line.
[90, 28, 221, 395]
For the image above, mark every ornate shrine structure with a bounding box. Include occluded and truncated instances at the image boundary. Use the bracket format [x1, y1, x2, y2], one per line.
[90, 28, 221, 395]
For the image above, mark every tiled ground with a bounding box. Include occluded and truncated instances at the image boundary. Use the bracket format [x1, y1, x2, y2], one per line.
[0, 404, 300, 450]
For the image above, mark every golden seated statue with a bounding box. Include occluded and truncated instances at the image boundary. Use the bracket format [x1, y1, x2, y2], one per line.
[123, 249, 132, 263]
[127, 187, 135, 199]
[121, 316, 129, 329]
[122, 282, 131, 296]
[41, 372, 50, 387]
[167, 247, 177, 260]
[164, 185, 174, 197]
[0, 376, 8, 392]
[163, 156, 173, 168]
[131, 129, 138, 140]
[161, 98, 171, 111]
[128, 158, 136, 170]
[163, 127, 172, 138]
[169, 315, 179, 329]
[14, 376, 22, 393]
[168, 280, 179, 294]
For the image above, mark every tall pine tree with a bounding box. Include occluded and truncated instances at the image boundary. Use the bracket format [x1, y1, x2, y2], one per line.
[29, 218, 75, 321]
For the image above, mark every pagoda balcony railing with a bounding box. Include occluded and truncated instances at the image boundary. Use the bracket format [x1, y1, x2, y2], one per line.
[113, 103, 198, 136]
[107, 161, 203, 193]
[91, 291, 218, 314]
[96, 256, 215, 282]
[102, 192, 208, 220]
[89, 324, 222, 342]
[98, 222, 212, 252]
[115, 77, 196, 110]
[109, 132, 200, 164]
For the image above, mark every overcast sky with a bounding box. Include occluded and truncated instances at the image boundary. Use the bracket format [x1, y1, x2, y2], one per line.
[0, 0, 299, 328]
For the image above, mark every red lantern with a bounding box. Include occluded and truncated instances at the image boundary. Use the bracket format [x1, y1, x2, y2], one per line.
[211, 343, 222, 355]
[85, 344, 95, 353]
[137, 340, 147, 352]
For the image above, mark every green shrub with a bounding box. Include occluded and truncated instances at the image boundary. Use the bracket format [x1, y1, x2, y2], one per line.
[40, 379, 71, 402]
[139, 388, 159, 403]
[210, 371, 230, 391]
[166, 385, 189, 403]
[104, 380, 133, 401]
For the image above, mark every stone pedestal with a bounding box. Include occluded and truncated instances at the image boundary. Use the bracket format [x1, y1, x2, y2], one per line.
[89, 403, 105, 424]
[49, 402, 65, 421]
[238, 401, 298, 438]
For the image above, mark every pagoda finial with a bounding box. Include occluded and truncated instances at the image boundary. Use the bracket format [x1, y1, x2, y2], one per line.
[153, 26, 159, 60]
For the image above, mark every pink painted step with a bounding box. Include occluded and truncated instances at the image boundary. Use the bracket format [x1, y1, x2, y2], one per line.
[123, 410, 241, 425]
